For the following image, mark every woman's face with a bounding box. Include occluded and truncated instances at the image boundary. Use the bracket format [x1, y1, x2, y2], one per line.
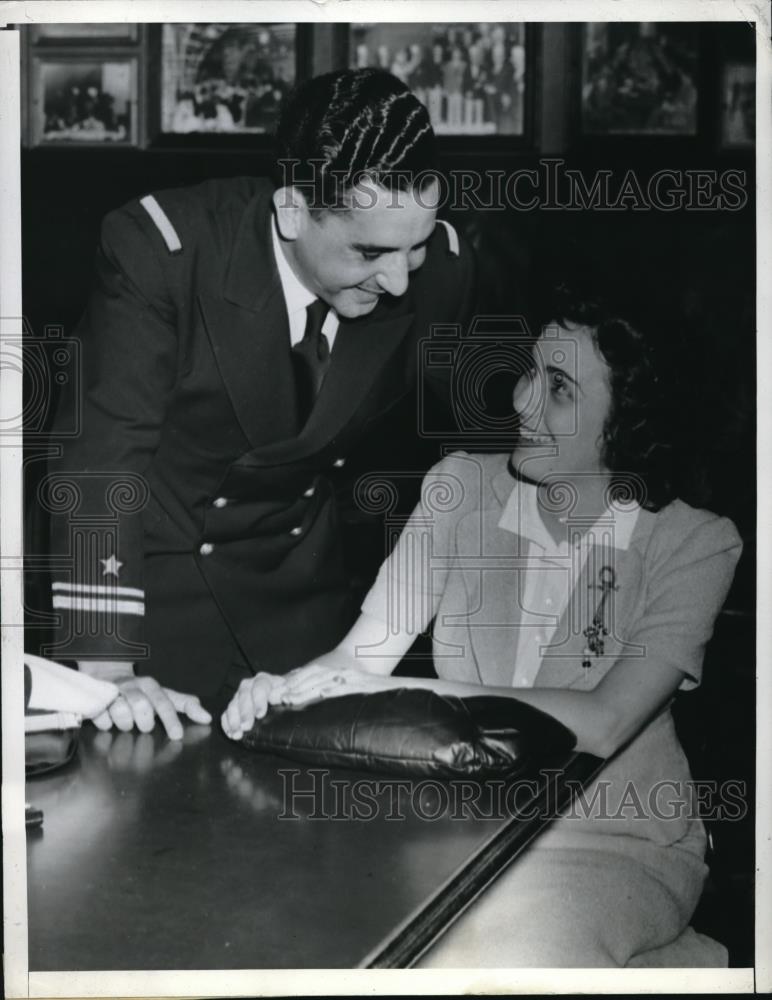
[510, 322, 613, 484]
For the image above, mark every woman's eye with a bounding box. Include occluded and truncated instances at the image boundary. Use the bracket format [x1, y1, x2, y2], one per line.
[361, 251, 381, 262]
[550, 371, 569, 396]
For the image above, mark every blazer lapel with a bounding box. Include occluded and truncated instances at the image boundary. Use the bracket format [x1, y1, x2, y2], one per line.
[231, 298, 416, 467]
[198, 185, 299, 449]
[198, 289, 299, 448]
[455, 473, 529, 688]
[299, 304, 414, 442]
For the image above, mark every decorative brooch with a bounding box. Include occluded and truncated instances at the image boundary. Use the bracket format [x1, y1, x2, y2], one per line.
[582, 565, 618, 670]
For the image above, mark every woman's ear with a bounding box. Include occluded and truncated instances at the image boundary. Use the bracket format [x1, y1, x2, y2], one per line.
[272, 186, 309, 241]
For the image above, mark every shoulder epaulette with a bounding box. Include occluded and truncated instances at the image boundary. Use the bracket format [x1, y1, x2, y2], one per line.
[139, 194, 183, 255]
[437, 219, 460, 257]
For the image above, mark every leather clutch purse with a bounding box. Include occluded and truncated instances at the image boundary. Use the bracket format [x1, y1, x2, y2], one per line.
[241, 688, 576, 779]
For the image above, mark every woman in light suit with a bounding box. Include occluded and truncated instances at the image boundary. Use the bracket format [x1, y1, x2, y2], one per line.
[223, 278, 742, 967]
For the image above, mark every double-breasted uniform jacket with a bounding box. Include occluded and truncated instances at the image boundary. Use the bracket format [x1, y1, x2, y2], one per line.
[363, 452, 743, 849]
[45, 176, 475, 699]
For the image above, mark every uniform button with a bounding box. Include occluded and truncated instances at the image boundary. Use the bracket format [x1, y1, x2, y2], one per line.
[200, 542, 214, 556]
[303, 485, 315, 498]
[333, 457, 346, 468]
[212, 497, 229, 509]
[545, 597, 553, 607]
[290, 526, 303, 537]
[518, 678, 529, 687]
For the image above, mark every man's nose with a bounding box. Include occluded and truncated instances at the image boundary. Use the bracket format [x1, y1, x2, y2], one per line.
[375, 253, 409, 297]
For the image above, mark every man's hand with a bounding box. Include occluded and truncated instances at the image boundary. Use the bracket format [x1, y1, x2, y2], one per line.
[77, 661, 212, 740]
[221, 672, 289, 741]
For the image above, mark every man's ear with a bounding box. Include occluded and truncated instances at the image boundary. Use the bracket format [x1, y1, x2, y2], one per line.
[272, 186, 310, 241]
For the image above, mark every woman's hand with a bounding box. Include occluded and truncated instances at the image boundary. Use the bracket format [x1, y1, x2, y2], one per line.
[220, 649, 404, 742]
[278, 651, 398, 706]
[221, 672, 289, 741]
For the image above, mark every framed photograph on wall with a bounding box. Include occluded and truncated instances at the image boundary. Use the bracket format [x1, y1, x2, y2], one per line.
[348, 22, 529, 137]
[158, 23, 299, 136]
[580, 22, 700, 135]
[719, 62, 754, 148]
[30, 23, 140, 44]
[29, 52, 139, 146]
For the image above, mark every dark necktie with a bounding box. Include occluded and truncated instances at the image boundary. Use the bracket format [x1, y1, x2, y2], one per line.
[292, 298, 331, 423]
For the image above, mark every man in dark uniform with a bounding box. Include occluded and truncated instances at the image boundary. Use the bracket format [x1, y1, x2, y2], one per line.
[45, 68, 475, 737]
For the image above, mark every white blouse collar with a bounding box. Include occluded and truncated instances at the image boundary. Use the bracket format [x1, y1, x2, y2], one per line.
[497, 478, 641, 554]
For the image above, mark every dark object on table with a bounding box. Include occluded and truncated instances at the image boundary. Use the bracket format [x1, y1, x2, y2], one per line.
[241, 688, 576, 778]
[26, 729, 79, 778]
[25, 804, 44, 829]
[24, 662, 80, 777]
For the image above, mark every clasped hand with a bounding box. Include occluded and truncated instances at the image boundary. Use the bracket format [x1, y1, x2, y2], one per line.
[221, 653, 394, 741]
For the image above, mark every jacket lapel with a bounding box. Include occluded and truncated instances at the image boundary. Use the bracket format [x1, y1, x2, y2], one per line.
[231, 296, 416, 467]
[298, 304, 414, 444]
[457, 469, 529, 688]
[461, 535, 526, 688]
[198, 186, 299, 449]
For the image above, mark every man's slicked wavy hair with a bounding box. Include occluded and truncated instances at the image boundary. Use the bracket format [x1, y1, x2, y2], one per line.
[272, 68, 438, 212]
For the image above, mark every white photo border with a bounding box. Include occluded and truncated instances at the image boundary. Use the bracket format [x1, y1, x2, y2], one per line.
[1, 0, 769, 996]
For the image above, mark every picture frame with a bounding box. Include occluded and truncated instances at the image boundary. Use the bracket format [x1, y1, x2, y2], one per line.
[29, 52, 139, 147]
[346, 22, 531, 139]
[30, 23, 140, 45]
[719, 61, 754, 149]
[580, 22, 700, 136]
[151, 22, 304, 142]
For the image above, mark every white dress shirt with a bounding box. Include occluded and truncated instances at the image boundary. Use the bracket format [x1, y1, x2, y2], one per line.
[497, 480, 641, 688]
[271, 217, 340, 349]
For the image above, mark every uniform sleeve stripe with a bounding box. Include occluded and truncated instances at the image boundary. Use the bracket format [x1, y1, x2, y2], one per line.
[52, 596, 145, 616]
[52, 582, 145, 599]
[437, 219, 460, 257]
[140, 194, 182, 254]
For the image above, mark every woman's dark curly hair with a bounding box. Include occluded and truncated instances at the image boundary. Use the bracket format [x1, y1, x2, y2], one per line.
[539, 280, 676, 512]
